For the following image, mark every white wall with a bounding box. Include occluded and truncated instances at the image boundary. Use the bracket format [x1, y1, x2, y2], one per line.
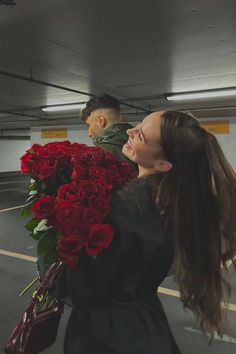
[199, 117, 236, 170]
[0, 139, 30, 172]
[30, 125, 92, 146]
[217, 117, 236, 170]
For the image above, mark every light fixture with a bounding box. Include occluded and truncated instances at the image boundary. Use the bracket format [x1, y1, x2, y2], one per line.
[165, 87, 236, 101]
[42, 103, 86, 112]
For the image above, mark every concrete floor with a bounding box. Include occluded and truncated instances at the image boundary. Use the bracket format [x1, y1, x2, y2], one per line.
[0, 173, 235, 354]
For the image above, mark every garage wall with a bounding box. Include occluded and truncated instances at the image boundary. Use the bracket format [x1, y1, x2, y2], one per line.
[30, 125, 92, 146]
[199, 117, 236, 170]
[0, 139, 30, 173]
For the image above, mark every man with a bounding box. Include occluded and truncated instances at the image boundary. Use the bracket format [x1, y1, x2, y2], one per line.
[81, 94, 136, 166]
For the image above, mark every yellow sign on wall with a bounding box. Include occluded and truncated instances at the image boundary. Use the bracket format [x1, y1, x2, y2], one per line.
[201, 120, 229, 134]
[41, 128, 68, 139]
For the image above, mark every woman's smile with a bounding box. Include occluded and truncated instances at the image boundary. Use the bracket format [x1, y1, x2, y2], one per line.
[124, 139, 132, 149]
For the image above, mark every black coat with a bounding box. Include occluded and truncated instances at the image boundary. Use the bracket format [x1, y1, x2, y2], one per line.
[61, 176, 181, 354]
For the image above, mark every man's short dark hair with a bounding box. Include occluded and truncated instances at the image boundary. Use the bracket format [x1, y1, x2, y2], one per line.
[81, 94, 120, 121]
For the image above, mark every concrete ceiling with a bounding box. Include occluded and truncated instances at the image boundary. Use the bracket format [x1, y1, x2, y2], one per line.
[0, 0, 236, 130]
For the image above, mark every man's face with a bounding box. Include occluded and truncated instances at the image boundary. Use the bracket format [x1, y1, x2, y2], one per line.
[85, 111, 104, 142]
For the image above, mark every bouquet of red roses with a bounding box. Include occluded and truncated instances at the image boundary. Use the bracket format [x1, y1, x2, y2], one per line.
[21, 141, 135, 268]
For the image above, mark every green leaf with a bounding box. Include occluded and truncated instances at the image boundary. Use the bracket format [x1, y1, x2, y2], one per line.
[29, 185, 37, 192]
[37, 234, 57, 263]
[29, 190, 38, 196]
[43, 251, 57, 264]
[31, 231, 48, 241]
[40, 182, 47, 193]
[33, 219, 52, 233]
[21, 195, 40, 217]
[25, 218, 40, 231]
[21, 205, 33, 217]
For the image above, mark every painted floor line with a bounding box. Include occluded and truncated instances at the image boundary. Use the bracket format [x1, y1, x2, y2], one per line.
[0, 249, 37, 262]
[221, 258, 235, 269]
[0, 180, 29, 185]
[0, 205, 24, 213]
[226, 258, 236, 268]
[0, 248, 235, 312]
[0, 188, 22, 193]
[158, 287, 236, 312]
[159, 287, 180, 298]
[184, 326, 236, 344]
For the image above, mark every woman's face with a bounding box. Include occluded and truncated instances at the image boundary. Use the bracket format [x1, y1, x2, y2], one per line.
[122, 111, 169, 174]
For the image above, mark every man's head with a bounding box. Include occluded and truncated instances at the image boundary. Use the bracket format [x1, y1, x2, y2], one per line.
[81, 94, 121, 142]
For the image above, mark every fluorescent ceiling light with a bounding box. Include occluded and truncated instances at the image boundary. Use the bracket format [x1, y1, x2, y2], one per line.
[42, 103, 86, 112]
[166, 88, 236, 101]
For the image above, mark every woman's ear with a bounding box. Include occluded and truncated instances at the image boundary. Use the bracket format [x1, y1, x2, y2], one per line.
[154, 159, 172, 172]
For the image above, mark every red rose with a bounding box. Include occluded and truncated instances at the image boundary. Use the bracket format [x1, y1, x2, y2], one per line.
[57, 234, 84, 254]
[32, 195, 56, 219]
[20, 151, 35, 174]
[71, 142, 88, 154]
[54, 200, 84, 235]
[57, 156, 72, 172]
[84, 224, 114, 256]
[71, 146, 91, 166]
[57, 183, 80, 204]
[98, 150, 117, 167]
[44, 141, 71, 154]
[75, 180, 98, 205]
[94, 178, 113, 196]
[21, 141, 135, 268]
[57, 234, 84, 268]
[71, 166, 88, 182]
[76, 179, 112, 207]
[105, 165, 124, 185]
[44, 142, 73, 170]
[88, 166, 106, 179]
[36, 159, 58, 180]
[72, 146, 107, 168]
[30, 144, 44, 154]
[80, 206, 104, 226]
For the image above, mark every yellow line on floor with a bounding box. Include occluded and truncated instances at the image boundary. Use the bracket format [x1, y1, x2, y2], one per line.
[0, 249, 37, 262]
[158, 286, 180, 297]
[222, 302, 236, 312]
[0, 248, 235, 312]
[0, 205, 24, 213]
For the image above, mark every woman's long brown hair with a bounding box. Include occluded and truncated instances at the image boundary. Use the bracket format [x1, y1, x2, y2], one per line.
[158, 111, 236, 337]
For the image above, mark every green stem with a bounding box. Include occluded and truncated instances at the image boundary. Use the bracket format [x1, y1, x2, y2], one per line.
[19, 277, 39, 297]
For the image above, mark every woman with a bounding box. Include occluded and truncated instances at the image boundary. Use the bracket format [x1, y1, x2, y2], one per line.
[61, 111, 236, 354]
